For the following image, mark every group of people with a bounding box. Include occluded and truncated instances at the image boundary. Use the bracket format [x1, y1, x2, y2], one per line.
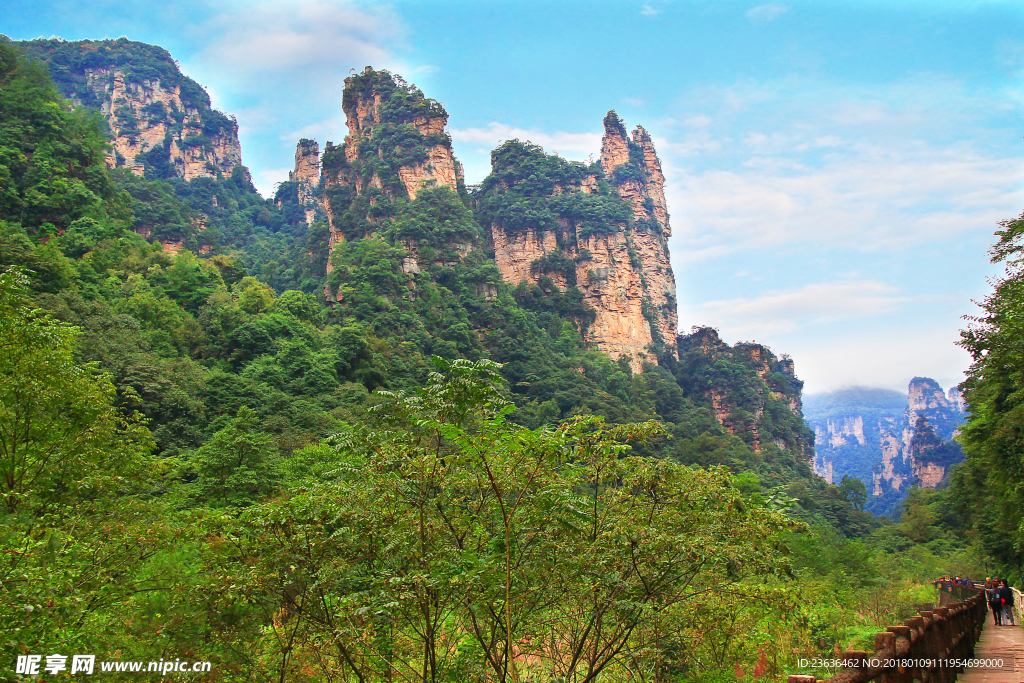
[933, 576, 1019, 626]
[934, 575, 975, 587]
[986, 578, 1016, 626]
[933, 575, 975, 590]
[935, 575, 974, 586]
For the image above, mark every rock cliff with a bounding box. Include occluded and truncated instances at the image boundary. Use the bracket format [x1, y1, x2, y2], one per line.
[677, 327, 811, 456]
[307, 82, 684, 371]
[314, 67, 461, 297]
[483, 111, 678, 371]
[815, 415, 867, 456]
[18, 39, 243, 182]
[333, 68, 458, 201]
[85, 67, 241, 180]
[594, 114, 677, 362]
[281, 139, 320, 225]
[947, 386, 967, 413]
[907, 376, 963, 439]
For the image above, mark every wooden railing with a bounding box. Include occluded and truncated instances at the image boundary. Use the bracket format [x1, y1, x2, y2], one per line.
[788, 583, 987, 683]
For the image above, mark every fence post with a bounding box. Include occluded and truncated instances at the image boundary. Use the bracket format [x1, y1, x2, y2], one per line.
[887, 625, 913, 683]
[875, 632, 896, 683]
[919, 611, 936, 683]
[933, 608, 951, 683]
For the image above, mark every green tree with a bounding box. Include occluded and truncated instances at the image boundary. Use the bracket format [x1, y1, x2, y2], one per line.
[0, 43, 112, 234]
[955, 210, 1024, 572]
[0, 268, 152, 513]
[231, 358, 797, 682]
[898, 489, 940, 544]
[839, 475, 868, 512]
[234, 275, 276, 315]
[174, 405, 283, 509]
[0, 267, 170, 657]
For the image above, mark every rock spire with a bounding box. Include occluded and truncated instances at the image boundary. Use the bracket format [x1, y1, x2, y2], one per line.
[488, 111, 678, 371]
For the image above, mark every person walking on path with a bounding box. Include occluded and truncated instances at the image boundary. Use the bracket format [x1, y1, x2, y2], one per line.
[988, 581, 1004, 625]
[998, 579, 1015, 626]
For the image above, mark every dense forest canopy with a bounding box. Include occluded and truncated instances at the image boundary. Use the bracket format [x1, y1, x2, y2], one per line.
[0, 39, 994, 681]
[952, 210, 1024, 577]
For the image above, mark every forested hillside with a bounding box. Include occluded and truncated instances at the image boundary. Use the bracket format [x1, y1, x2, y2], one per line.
[0, 38, 983, 682]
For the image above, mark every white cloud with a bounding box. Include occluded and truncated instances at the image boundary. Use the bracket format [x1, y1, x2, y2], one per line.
[653, 73, 1015, 393]
[193, 2, 402, 74]
[664, 142, 1023, 260]
[683, 280, 911, 338]
[659, 120, 723, 157]
[450, 122, 602, 157]
[281, 113, 348, 143]
[675, 73, 988, 135]
[641, 3, 660, 17]
[745, 3, 790, 23]
[652, 72, 1024, 264]
[790, 328, 971, 394]
[254, 167, 293, 194]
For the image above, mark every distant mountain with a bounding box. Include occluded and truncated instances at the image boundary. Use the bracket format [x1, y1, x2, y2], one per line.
[805, 378, 964, 517]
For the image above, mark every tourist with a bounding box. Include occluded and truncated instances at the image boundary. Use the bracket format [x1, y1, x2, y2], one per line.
[988, 582, 1003, 625]
[998, 580, 1015, 626]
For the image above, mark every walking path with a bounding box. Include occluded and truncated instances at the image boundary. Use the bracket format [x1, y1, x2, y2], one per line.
[956, 619, 1024, 683]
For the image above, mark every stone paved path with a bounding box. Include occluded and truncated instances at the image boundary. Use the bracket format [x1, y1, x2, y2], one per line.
[957, 619, 1024, 683]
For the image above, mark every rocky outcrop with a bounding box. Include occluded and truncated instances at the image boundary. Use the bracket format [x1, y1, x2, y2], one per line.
[600, 120, 669, 229]
[872, 430, 910, 496]
[317, 68, 461, 296]
[915, 462, 946, 488]
[947, 386, 967, 413]
[81, 67, 240, 180]
[487, 111, 678, 371]
[288, 71, 677, 369]
[817, 416, 866, 449]
[395, 121, 459, 199]
[818, 457, 835, 484]
[904, 377, 965, 441]
[678, 328, 810, 456]
[18, 39, 244, 182]
[333, 67, 456, 201]
[908, 377, 956, 422]
[590, 114, 677, 365]
[287, 139, 320, 225]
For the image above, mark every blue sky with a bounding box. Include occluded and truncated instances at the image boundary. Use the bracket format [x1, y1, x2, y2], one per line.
[5, 0, 1022, 394]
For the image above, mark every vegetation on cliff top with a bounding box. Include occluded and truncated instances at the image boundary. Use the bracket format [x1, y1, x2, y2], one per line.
[11, 37, 206, 106]
[0, 43, 115, 239]
[477, 139, 629, 242]
[603, 109, 651, 187]
[342, 67, 448, 124]
[323, 68, 452, 203]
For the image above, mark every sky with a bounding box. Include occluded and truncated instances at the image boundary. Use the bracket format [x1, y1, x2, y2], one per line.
[4, 0, 1023, 395]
